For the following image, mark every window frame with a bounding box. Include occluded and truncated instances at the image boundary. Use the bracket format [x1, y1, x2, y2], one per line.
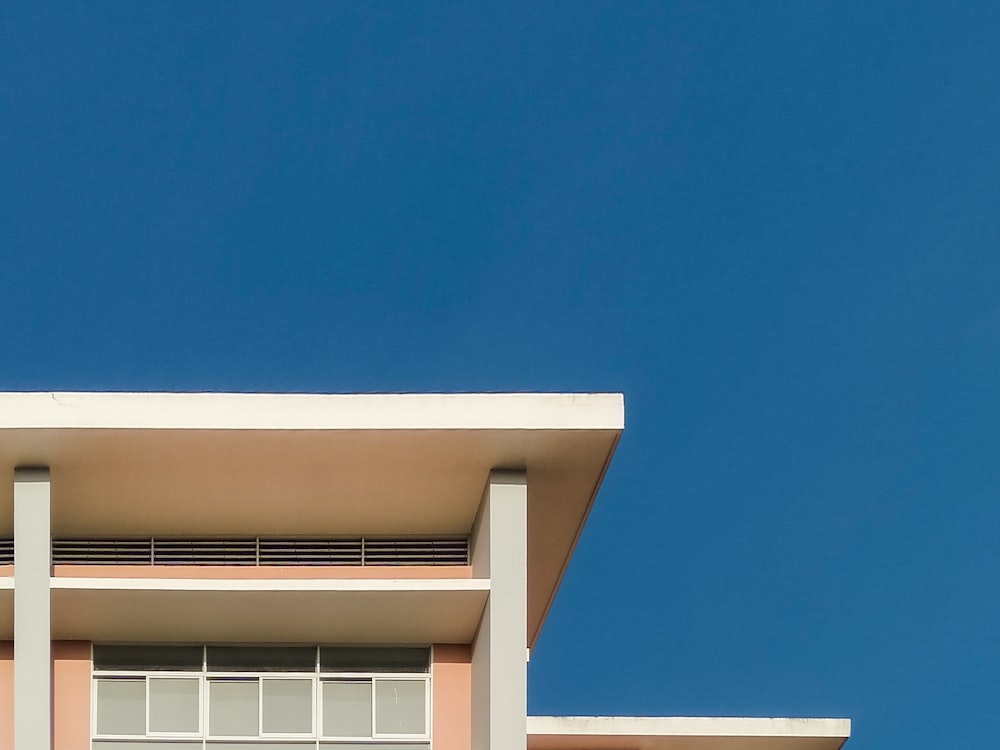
[203, 672, 319, 740]
[91, 672, 204, 740]
[91, 645, 432, 746]
[318, 674, 430, 742]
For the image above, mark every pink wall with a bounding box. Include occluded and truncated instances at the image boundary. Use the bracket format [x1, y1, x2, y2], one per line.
[53, 564, 472, 579]
[53, 641, 90, 750]
[2, 638, 470, 750]
[433, 644, 471, 750]
[0, 642, 11, 750]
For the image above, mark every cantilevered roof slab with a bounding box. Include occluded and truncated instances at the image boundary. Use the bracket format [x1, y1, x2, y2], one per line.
[0, 392, 624, 646]
[528, 716, 851, 750]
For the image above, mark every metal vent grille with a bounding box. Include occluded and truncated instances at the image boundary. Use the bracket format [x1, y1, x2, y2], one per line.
[364, 538, 470, 566]
[0, 538, 12, 565]
[51, 536, 468, 566]
[258, 538, 363, 566]
[52, 538, 152, 565]
[152, 539, 257, 565]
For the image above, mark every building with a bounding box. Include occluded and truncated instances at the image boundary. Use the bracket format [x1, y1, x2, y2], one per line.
[0, 392, 850, 750]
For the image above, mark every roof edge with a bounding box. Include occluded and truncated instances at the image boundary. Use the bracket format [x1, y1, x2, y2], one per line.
[529, 428, 622, 647]
[0, 392, 625, 431]
[527, 716, 852, 739]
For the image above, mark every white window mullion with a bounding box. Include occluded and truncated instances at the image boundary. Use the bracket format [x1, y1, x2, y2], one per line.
[90, 678, 97, 740]
[426, 673, 432, 743]
[203, 645, 208, 750]
[198, 674, 207, 745]
[259, 674, 268, 738]
[316, 647, 322, 745]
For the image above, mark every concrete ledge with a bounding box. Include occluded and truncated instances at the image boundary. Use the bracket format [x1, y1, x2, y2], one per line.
[50, 578, 489, 643]
[0, 391, 624, 430]
[528, 716, 851, 750]
[51, 576, 487, 592]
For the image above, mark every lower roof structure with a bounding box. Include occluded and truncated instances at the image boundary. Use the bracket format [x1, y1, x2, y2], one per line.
[528, 716, 851, 750]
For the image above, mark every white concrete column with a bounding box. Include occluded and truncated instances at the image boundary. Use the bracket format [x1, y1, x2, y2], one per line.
[470, 469, 527, 750]
[14, 467, 51, 750]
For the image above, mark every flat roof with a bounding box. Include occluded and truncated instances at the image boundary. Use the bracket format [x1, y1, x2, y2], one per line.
[528, 716, 851, 750]
[0, 392, 624, 646]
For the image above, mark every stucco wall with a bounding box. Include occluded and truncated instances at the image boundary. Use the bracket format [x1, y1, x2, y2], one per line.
[3, 639, 468, 749]
[53, 641, 90, 750]
[0, 642, 12, 750]
[433, 644, 471, 750]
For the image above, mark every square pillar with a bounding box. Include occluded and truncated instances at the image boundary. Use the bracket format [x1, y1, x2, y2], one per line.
[14, 468, 51, 750]
[470, 469, 527, 750]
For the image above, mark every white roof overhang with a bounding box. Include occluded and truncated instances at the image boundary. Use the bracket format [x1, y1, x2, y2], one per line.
[0, 392, 624, 646]
[528, 716, 851, 750]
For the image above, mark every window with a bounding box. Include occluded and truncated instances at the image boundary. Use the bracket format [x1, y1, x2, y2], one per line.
[92, 646, 431, 749]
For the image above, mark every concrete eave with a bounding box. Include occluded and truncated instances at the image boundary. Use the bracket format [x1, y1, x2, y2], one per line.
[0, 391, 624, 431]
[0, 391, 624, 647]
[527, 716, 851, 750]
[47, 576, 489, 644]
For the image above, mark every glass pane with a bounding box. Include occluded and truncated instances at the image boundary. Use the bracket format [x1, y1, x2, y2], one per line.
[321, 745, 428, 750]
[262, 678, 312, 734]
[149, 677, 200, 733]
[322, 680, 372, 738]
[94, 645, 204, 671]
[209, 678, 259, 737]
[320, 646, 429, 673]
[94, 743, 202, 750]
[207, 645, 315, 672]
[95, 678, 146, 736]
[375, 679, 425, 735]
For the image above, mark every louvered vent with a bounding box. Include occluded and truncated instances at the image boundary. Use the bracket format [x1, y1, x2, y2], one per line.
[259, 538, 363, 566]
[52, 538, 152, 565]
[364, 538, 470, 566]
[0, 538, 13, 565]
[51, 537, 468, 566]
[153, 539, 257, 565]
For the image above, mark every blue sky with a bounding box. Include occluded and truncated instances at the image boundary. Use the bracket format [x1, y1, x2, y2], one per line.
[3, 3, 999, 748]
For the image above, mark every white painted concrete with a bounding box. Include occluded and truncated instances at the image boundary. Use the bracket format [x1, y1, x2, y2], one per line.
[528, 716, 852, 737]
[472, 600, 493, 750]
[472, 470, 528, 750]
[0, 391, 624, 430]
[13, 468, 51, 750]
[51, 586, 488, 644]
[51, 576, 488, 592]
[50, 575, 489, 643]
[527, 716, 851, 750]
